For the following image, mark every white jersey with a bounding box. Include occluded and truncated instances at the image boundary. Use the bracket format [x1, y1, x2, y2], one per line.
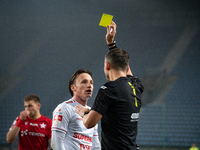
[52, 98, 100, 150]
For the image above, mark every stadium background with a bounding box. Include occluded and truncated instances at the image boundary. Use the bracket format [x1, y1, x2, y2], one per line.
[0, 0, 200, 149]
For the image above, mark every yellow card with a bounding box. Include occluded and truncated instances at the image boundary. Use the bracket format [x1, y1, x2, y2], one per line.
[99, 13, 113, 27]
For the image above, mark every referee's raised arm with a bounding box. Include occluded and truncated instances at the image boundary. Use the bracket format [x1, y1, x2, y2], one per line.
[106, 21, 133, 76]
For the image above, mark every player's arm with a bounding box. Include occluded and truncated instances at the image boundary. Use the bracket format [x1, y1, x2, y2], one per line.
[91, 124, 101, 150]
[51, 130, 65, 150]
[6, 110, 29, 144]
[91, 134, 101, 150]
[6, 126, 21, 144]
[75, 106, 102, 129]
[51, 104, 70, 150]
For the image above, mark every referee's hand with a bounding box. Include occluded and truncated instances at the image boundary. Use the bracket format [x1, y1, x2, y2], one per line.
[106, 21, 116, 44]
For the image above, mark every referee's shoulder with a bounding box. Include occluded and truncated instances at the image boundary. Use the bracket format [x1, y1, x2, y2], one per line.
[100, 81, 115, 90]
[127, 74, 138, 79]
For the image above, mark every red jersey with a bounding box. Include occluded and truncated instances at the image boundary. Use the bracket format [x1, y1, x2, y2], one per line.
[10, 115, 52, 150]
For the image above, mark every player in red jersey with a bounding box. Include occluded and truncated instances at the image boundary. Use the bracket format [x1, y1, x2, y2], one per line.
[6, 94, 52, 150]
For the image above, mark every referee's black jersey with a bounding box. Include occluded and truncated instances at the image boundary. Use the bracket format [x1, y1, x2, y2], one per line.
[91, 75, 144, 150]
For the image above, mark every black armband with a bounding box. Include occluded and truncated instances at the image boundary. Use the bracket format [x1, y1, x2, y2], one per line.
[109, 45, 117, 51]
[107, 41, 116, 46]
[107, 41, 117, 51]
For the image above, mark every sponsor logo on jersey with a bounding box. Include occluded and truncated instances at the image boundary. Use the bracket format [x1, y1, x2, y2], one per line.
[21, 129, 45, 137]
[29, 132, 45, 137]
[73, 133, 92, 143]
[79, 143, 91, 150]
[53, 120, 61, 127]
[53, 115, 63, 127]
[40, 123, 46, 129]
[130, 113, 139, 122]
[30, 123, 38, 126]
[100, 86, 107, 89]
[53, 115, 63, 121]
[21, 129, 28, 136]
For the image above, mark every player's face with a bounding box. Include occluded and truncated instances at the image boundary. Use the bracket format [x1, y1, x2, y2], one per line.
[73, 73, 93, 100]
[24, 100, 40, 119]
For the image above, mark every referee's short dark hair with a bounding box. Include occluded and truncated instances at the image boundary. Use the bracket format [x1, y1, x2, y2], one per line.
[69, 69, 93, 97]
[24, 94, 40, 103]
[105, 48, 129, 72]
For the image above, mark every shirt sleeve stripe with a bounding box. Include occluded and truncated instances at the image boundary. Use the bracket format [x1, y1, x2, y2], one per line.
[51, 127, 67, 133]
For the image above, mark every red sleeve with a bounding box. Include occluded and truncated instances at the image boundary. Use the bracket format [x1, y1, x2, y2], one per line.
[9, 116, 20, 130]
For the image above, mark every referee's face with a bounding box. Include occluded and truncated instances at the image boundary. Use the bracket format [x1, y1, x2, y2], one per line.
[73, 73, 94, 101]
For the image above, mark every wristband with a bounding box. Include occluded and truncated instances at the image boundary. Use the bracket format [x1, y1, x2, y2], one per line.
[109, 45, 117, 51]
[107, 41, 116, 46]
[15, 119, 24, 128]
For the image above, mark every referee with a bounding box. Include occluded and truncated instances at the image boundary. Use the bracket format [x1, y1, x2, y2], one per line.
[75, 21, 144, 150]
